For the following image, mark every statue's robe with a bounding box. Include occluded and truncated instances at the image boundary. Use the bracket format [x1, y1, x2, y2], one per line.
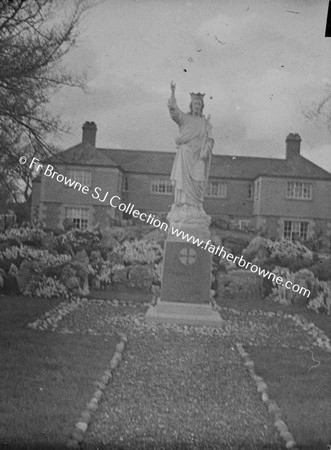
[168, 98, 214, 208]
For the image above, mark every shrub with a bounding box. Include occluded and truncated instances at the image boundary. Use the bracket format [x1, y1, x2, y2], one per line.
[267, 238, 314, 271]
[114, 239, 163, 265]
[0, 226, 46, 244]
[58, 228, 102, 255]
[267, 265, 330, 314]
[24, 275, 69, 299]
[310, 258, 331, 281]
[268, 238, 313, 260]
[307, 282, 331, 314]
[222, 236, 250, 257]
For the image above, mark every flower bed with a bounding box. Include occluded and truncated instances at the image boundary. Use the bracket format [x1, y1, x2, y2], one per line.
[216, 236, 331, 315]
[0, 225, 163, 300]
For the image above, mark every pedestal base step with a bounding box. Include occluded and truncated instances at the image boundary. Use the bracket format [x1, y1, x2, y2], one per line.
[145, 301, 224, 328]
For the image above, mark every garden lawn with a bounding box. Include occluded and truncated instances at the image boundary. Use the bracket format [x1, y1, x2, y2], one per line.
[248, 345, 331, 449]
[216, 294, 331, 448]
[0, 295, 119, 449]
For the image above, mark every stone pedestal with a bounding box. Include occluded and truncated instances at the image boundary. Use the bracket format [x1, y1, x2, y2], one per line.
[145, 203, 223, 327]
[145, 301, 224, 327]
[160, 204, 212, 304]
[160, 239, 212, 304]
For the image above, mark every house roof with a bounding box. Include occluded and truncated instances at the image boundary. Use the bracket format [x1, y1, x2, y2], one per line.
[51, 142, 119, 167]
[101, 148, 331, 180]
[54, 143, 331, 181]
[208, 154, 331, 180]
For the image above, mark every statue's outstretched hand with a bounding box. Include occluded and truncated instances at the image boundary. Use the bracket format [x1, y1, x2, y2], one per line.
[170, 81, 176, 93]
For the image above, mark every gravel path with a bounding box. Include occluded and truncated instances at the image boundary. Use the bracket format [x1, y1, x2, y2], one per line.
[51, 300, 321, 448]
[83, 326, 284, 449]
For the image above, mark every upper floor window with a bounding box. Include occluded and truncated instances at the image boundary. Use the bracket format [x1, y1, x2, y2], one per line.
[67, 169, 92, 187]
[65, 207, 90, 230]
[205, 181, 227, 198]
[123, 176, 129, 192]
[284, 220, 309, 240]
[247, 183, 253, 199]
[254, 180, 260, 201]
[286, 181, 312, 200]
[151, 178, 174, 195]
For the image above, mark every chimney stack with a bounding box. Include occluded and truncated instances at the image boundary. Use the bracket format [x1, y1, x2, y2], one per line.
[286, 133, 301, 159]
[82, 121, 97, 146]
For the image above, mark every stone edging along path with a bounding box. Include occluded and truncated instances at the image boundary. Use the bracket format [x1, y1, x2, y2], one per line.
[28, 297, 331, 354]
[215, 304, 330, 450]
[236, 342, 298, 450]
[214, 304, 331, 353]
[26, 297, 151, 332]
[27, 297, 89, 331]
[65, 333, 128, 449]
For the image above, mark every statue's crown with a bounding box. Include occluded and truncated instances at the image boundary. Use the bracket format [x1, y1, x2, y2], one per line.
[190, 92, 205, 101]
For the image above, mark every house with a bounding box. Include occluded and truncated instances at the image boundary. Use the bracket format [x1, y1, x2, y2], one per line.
[31, 121, 331, 241]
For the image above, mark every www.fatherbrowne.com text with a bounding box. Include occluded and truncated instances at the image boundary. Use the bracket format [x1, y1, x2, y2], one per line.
[24, 158, 311, 299]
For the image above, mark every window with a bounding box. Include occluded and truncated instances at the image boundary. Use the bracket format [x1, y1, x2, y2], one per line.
[205, 181, 227, 198]
[286, 181, 312, 200]
[284, 221, 309, 240]
[151, 178, 174, 195]
[247, 184, 253, 199]
[65, 207, 90, 230]
[238, 219, 252, 230]
[123, 176, 129, 191]
[67, 169, 92, 187]
[254, 180, 260, 201]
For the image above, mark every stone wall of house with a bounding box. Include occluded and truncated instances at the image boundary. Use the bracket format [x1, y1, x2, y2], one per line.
[43, 202, 62, 229]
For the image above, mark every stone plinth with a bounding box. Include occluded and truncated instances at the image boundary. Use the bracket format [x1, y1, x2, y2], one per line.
[160, 239, 212, 304]
[161, 203, 212, 304]
[145, 301, 224, 327]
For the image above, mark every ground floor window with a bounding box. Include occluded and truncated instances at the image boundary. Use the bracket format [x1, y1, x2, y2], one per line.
[65, 207, 90, 230]
[151, 178, 174, 195]
[205, 181, 227, 198]
[283, 220, 309, 240]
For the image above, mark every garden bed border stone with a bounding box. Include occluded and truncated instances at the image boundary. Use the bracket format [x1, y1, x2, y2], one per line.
[27, 297, 88, 331]
[26, 297, 153, 332]
[65, 333, 128, 449]
[214, 304, 331, 353]
[236, 342, 299, 450]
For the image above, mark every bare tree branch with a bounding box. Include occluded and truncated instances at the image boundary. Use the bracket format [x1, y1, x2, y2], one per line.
[0, 0, 93, 207]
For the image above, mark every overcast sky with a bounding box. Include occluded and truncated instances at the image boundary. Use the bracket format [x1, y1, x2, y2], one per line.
[50, 0, 331, 171]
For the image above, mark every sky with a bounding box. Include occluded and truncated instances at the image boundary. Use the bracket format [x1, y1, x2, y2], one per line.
[50, 0, 331, 171]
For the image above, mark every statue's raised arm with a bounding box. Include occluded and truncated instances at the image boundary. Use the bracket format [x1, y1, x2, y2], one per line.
[167, 85, 214, 234]
[168, 81, 183, 125]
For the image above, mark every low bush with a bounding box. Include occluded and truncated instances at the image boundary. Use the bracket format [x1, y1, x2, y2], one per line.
[0, 224, 164, 298]
[310, 257, 331, 281]
[222, 235, 250, 256]
[267, 266, 331, 314]
[113, 239, 163, 265]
